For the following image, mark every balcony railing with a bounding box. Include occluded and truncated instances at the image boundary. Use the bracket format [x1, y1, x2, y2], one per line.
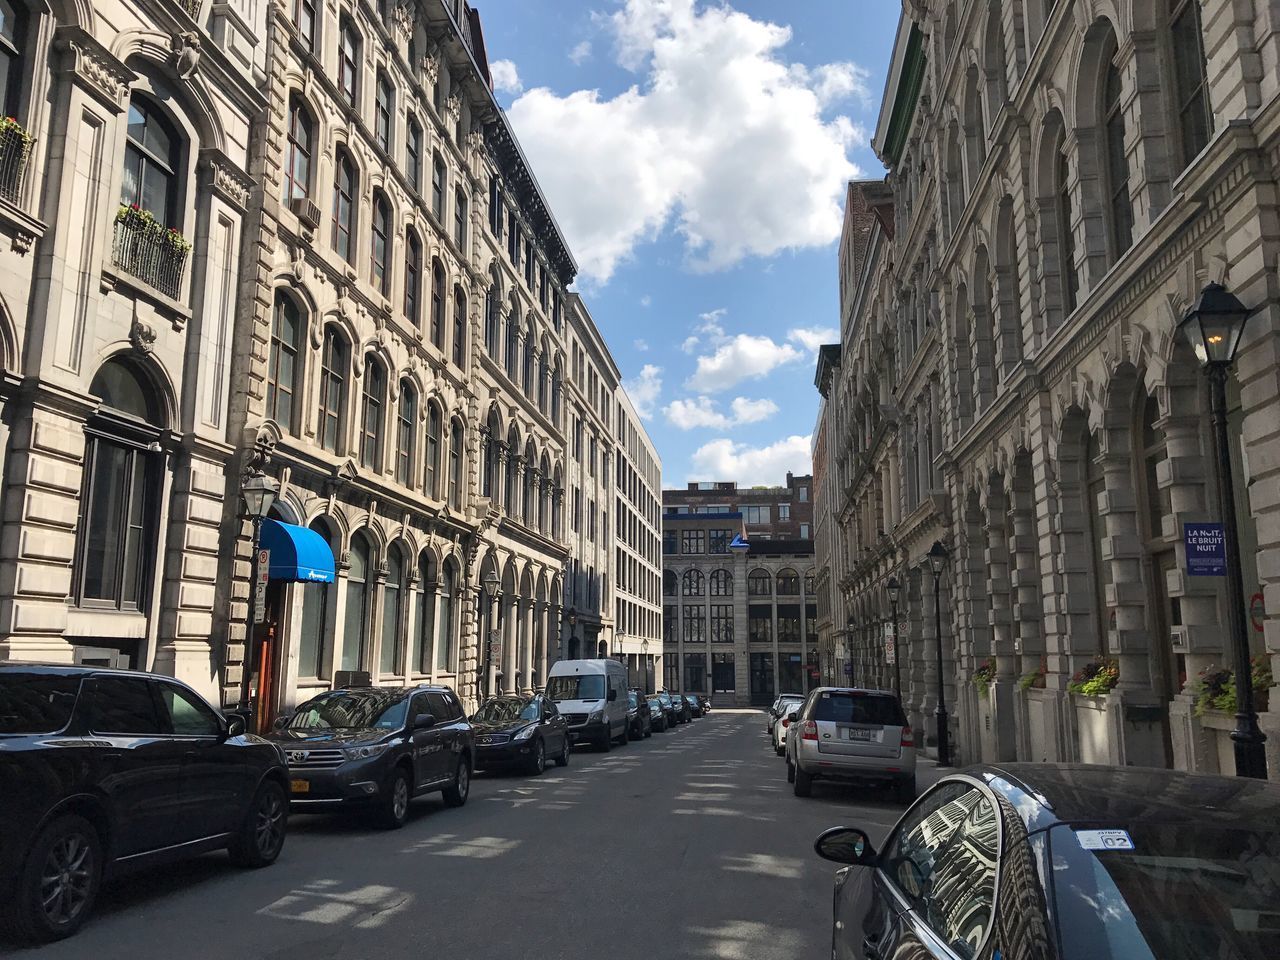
[112, 206, 190, 301]
[181, 0, 203, 18]
[0, 120, 35, 204]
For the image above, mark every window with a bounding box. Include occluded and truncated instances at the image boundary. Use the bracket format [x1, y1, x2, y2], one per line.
[83, 677, 162, 735]
[663, 530, 677, 555]
[1084, 427, 1109, 645]
[454, 187, 468, 249]
[452, 286, 466, 367]
[436, 563, 456, 672]
[268, 293, 301, 430]
[506, 316, 519, 380]
[1102, 62, 1132, 257]
[380, 548, 405, 675]
[710, 604, 733, 643]
[1056, 146, 1078, 313]
[682, 605, 705, 644]
[1170, 0, 1212, 167]
[292, 0, 316, 52]
[121, 96, 179, 225]
[748, 569, 772, 596]
[338, 21, 359, 105]
[777, 605, 801, 642]
[523, 326, 535, 393]
[804, 570, 815, 595]
[332, 151, 355, 261]
[798, 486, 808, 503]
[663, 569, 677, 597]
[404, 231, 422, 325]
[319, 327, 348, 452]
[508, 208, 519, 264]
[371, 193, 390, 295]
[489, 177, 503, 235]
[682, 569, 704, 597]
[484, 283, 499, 355]
[360, 358, 385, 470]
[414, 554, 436, 673]
[430, 258, 446, 348]
[299, 520, 335, 677]
[406, 117, 423, 192]
[524, 237, 535, 286]
[709, 569, 732, 597]
[396, 383, 415, 487]
[425, 403, 441, 498]
[284, 96, 313, 200]
[75, 360, 162, 612]
[448, 421, 463, 509]
[374, 74, 392, 153]
[799, 523, 810, 540]
[681, 530, 705, 555]
[776, 568, 800, 595]
[748, 605, 772, 643]
[431, 151, 446, 220]
[342, 533, 371, 671]
[157, 682, 221, 737]
[708, 529, 731, 554]
[743, 505, 770, 525]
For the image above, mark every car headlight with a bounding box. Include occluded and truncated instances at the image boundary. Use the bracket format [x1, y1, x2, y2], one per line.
[513, 724, 536, 741]
[342, 743, 391, 760]
[588, 708, 603, 722]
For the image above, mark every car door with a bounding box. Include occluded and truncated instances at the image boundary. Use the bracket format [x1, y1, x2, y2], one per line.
[155, 680, 245, 838]
[408, 693, 445, 789]
[78, 675, 189, 858]
[540, 696, 566, 752]
[426, 691, 462, 779]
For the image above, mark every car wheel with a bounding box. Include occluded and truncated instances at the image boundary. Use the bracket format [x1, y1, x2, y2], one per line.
[4, 814, 102, 944]
[443, 757, 471, 807]
[786, 758, 796, 783]
[775, 743, 784, 757]
[230, 780, 288, 865]
[527, 739, 546, 776]
[620, 721, 630, 746]
[555, 736, 571, 767]
[644, 718, 652, 739]
[894, 775, 917, 805]
[598, 727, 612, 752]
[793, 767, 814, 797]
[372, 767, 412, 830]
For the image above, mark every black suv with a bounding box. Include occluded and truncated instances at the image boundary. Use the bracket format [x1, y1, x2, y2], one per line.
[0, 663, 289, 943]
[267, 685, 474, 829]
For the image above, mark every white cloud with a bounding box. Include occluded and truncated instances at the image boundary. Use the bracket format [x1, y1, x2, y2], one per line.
[490, 59, 523, 95]
[689, 435, 813, 485]
[796, 62, 872, 108]
[633, 338, 650, 351]
[681, 308, 727, 354]
[664, 395, 779, 430]
[687, 334, 804, 392]
[787, 326, 839, 352]
[640, 294, 652, 307]
[569, 40, 593, 65]
[624, 364, 663, 419]
[505, 0, 862, 282]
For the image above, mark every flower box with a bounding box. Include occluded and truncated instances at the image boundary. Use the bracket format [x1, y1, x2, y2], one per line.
[0, 117, 35, 204]
[113, 205, 190, 300]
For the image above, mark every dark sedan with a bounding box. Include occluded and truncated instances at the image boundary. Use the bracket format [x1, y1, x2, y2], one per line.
[814, 763, 1280, 960]
[626, 691, 653, 740]
[683, 695, 703, 718]
[0, 664, 288, 943]
[654, 691, 679, 726]
[666, 691, 692, 724]
[647, 696, 669, 732]
[471, 694, 569, 774]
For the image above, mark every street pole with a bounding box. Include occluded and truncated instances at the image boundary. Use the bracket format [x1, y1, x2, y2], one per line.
[237, 513, 265, 721]
[891, 597, 901, 700]
[1208, 365, 1268, 778]
[929, 540, 951, 767]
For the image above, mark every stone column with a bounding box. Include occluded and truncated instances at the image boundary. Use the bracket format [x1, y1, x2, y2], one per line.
[521, 597, 535, 694]
[985, 483, 1017, 761]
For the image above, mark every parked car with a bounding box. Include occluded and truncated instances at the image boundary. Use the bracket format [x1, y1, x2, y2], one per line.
[772, 709, 794, 756]
[646, 696, 670, 732]
[470, 694, 569, 774]
[813, 764, 1280, 960]
[785, 687, 915, 802]
[664, 690, 692, 724]
[698, 695, 712, 713]
[684, 695, 703, 718]
[0, 664, 289, 943]
[626, 691, 653, 740]
[653, 691, 679, 727]
[547, 658, 630, 750]
[767, 693, 805, 734]
[267, 685, 473, 829]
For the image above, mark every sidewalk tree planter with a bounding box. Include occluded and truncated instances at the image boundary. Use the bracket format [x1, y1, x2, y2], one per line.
[1019, 663, 1047, 691]
[1193, 657, 1273, 718]
[0, 117, 35, 204]
[1067, 658, 1119, 697]
[973, 658, 996, 699]
[113, 204, 191, 300]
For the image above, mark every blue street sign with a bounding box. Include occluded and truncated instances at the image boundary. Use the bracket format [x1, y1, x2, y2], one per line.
[1184, 522, 1226, 577]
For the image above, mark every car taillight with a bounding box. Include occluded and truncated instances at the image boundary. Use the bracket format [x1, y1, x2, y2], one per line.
[802, 720, 818, 741]
[901, 727, 914, 748]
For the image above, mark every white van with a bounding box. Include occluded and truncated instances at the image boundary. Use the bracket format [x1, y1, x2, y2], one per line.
[545, 659, 630, 751]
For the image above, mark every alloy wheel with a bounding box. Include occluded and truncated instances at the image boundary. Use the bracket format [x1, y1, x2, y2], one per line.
[40, 833, 94, 927]
[534, 741, 545, 773]
[255, 789, 286, 856]
[392, 775, 410, 822]
[457, 761, 470, 798]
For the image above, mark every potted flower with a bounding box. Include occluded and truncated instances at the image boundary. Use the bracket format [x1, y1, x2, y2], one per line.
[1018, 661, 1047, 691]
[973, 658, 996, 699]
[1195, 657, 1274, 717]
[1067, 658, 1119, 697]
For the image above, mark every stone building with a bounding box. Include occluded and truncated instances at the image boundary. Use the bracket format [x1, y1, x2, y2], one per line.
[663, 474, 814, 541]
[824, 0, 1280, 775]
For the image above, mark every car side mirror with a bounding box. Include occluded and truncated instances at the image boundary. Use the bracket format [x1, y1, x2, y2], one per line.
[227, 715, 247, 738]
[414, 713, 437, 730]
[814, 827, 876, 866]
[787, 711, 799, 723]
[270, 714, 291, 731]
[608, 689, 617, 702]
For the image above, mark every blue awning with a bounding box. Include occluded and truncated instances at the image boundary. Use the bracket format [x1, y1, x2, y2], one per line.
[729, 534, 750, 550]
[260, 519, 335, 583]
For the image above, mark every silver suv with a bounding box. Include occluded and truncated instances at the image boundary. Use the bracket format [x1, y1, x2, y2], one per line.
[784, 687, 915, 802]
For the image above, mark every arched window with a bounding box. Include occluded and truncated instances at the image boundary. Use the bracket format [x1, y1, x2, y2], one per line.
[539, 454, 551, 533]
[374, 72, 392, 152]
[299, 518, 335, 677]
[538, 352, 549, 412]
[332, 151, 355, 262]
[268, 292, 301, 430]
[551, 361, 563, 423]
[482, 409, 500, 498]
[431, 151, 446, 220]
[121, 95, 180, 225]
[452, 285, 467, 367]
[1083, 427, 1109, 649]
[431, 258, 445, 348]
[425, 401, 442, 498]
[448, 420, 463, 509]
[522, 441, 536, 521]
[284, 95, 313, 201]
[523, 324, 536, 395]
[342, 532, 371, 671]
[804, 570, 815, 596]
[663, 570, 678, 597]
[454, 186, 468, 248]
[396, 381, 415, 486]
[415, 553, 437, 674]
[74, 359, 164, 611]
[404, 230, 422, 325]
[436, 561, 457, 672]
[318, 327, 348, 452]
[551, 468, 563, 534]
[748, 568, 772, 596]
[371, 193, 390, 295]
[776, 568, 800, 595]
[1170, 0, 1212, 168]
[505, 427, 520, 513]
[710, 569, 732, 597]
[1102, 62, 1133, 258]
[506, 314, 519, 380]
[292, 0, 316, 53]
[360, 358, 385, 471]
[1055, 145, 1078, 314]
[406, 116, 423, 192]
[682, 569, 704, 597]
[380, 546, 406, 675]
[484, 281, 500, 355]
[337, 19, 360, 105]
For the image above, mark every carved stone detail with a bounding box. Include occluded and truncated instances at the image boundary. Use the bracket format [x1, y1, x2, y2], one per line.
[129, 318, 157, 355]
[203, 152, 254, 210]
[57, 30, 135, 112]
[394, 2, 414, 39]
[421, 55, 439, 86]
[445, 94, 461, 120]
[11, 232, 35, 256]
[171, 31, 201, 80]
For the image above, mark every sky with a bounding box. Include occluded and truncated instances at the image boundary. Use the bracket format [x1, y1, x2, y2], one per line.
[475, 0, 901, 486]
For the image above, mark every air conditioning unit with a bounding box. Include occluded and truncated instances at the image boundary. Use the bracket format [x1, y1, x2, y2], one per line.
[289, 196, 322, 230]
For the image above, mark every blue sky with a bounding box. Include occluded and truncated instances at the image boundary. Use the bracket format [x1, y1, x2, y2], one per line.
[476, 0, 901, 485]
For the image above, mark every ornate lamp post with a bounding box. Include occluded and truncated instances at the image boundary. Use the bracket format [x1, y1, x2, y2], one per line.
[642, 637, 651, 693]
[844, 613, 856, 684]
[481, 570, 501, 700]
[237, 472, 279, 727]
[887, 575, 902, 701]
[1180, 281, 1268, 779]
[928, 540, 951, 766]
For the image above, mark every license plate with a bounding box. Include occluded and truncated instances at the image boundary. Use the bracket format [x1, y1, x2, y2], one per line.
[846, 728, 875, 742]
[291, 779, 310, 793]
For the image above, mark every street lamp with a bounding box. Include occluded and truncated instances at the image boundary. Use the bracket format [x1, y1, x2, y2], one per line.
[237, 472, 279, 727]
[1180, 282, 1268, 779]
[481, 571, 501, 700]
[642, 638, 650, 694]
[887, 575, 902, 700]
[928, 540, 951, 766]
[845, 613, 856, 684]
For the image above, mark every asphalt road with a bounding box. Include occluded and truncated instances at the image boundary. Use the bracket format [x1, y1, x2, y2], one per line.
[10, 710, 931, 960]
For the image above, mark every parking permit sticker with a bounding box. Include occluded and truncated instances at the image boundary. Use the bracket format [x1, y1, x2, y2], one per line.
[1076, 829, 1135, 851]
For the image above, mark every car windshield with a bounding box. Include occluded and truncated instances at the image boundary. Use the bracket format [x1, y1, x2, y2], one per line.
[648, 699, 662, 710]
[658, 694, 672, 705]
[546, 675, 606, 701]
[287, 691, 410, 730]
[474, 697, 538, 723]
[0, 674, 81, 734]
[628, 693, 639, 708]
[1048, 821, 1280, 960]
[810, 692, 905, 726]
